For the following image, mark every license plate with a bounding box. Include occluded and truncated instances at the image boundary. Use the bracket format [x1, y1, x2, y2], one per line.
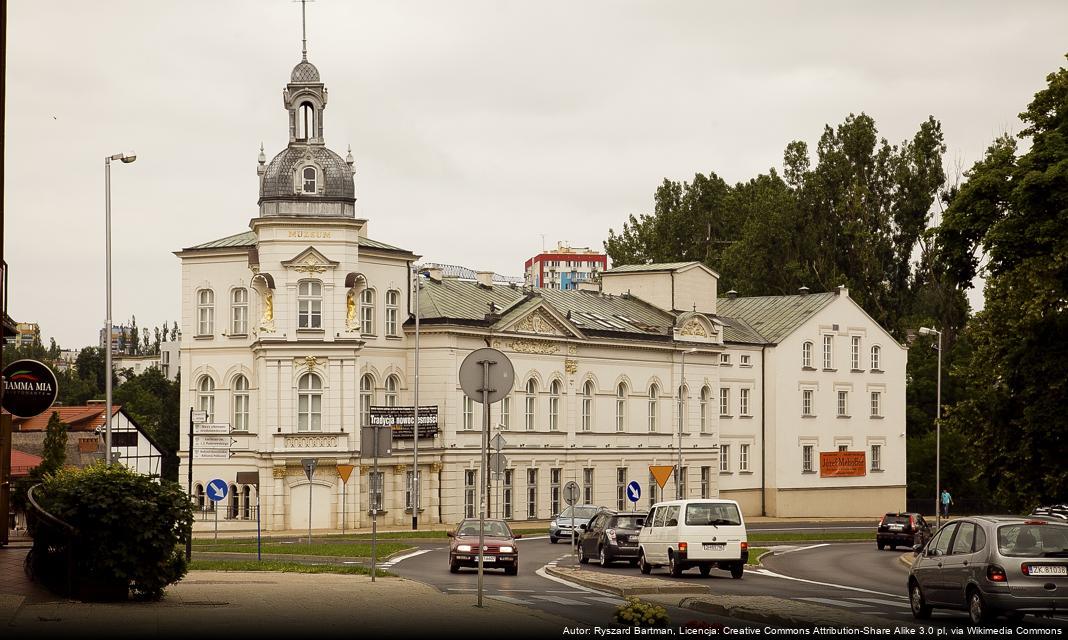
[1029, 565, 1066, 576]
[889, 524, 904, 531]
[703, 543, 725, 551]
[477, 556, 496, 563]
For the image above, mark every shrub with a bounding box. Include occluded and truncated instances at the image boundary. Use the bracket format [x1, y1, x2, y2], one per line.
[33, 462, 193, 600]
[613, 596, 670, 627]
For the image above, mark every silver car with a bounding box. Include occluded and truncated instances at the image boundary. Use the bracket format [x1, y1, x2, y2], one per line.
[908, 516, 1068, 624]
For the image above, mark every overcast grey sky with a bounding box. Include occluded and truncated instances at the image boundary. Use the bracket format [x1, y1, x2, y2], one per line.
[5, 0, 1066, 349]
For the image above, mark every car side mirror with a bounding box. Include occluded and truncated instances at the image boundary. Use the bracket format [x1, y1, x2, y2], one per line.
[637, 519, 645, 527]
[926, 547, 940, 557]
[579, 524, 587, 530]
[446, 530, 455, 538]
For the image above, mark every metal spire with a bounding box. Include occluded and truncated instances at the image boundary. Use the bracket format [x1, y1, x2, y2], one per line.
[298, 0, 314, 61]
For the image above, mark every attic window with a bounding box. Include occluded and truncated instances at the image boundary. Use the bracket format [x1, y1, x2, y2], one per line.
[302, 166, 317, 194]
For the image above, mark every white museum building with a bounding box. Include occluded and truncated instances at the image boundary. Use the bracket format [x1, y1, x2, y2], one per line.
[177, 47, 908, 531]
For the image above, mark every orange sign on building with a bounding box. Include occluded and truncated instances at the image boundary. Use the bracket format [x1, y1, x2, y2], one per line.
[819, 451, 866, 477]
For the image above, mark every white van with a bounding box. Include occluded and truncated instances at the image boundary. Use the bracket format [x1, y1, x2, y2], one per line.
[636, 499, 748, 578]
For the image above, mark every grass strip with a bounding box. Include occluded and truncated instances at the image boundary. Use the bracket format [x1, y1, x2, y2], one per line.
[194, 542, 411, 557]
[748, 531, 873, 542]
[189, 559, 393, 576]
[193, 528, 548, 545]
[747, 548, 770, 565]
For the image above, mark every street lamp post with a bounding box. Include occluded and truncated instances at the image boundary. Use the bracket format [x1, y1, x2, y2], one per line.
[918, 326, 942, 529]
[678, 347, 698, 499]
[411, 265, 426, 530]
[104, 152, 136, 465]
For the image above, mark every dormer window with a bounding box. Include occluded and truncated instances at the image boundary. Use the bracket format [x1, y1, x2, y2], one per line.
[302, 166, 317, 194]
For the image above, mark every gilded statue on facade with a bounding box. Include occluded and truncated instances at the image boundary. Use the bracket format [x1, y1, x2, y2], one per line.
[345, 289, 359, 332]
[260, 290, 276, 332]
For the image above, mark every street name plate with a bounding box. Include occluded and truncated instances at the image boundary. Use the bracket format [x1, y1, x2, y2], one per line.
[194, 423, 231, 435]
[194, 435, 237, 448]
[194, 448, 233, 459]
[191, 410, 208, 424]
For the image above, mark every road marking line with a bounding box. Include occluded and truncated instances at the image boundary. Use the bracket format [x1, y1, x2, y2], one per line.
[535, 566, 615, 596]
[851, 597, 910, 608]
[748, 568, 902, 598]
[587, 596, 626, 606]
[490, 595, 534, 606]
[755, 527, 873, 531]
[545, 590, 587, 594]
[533, 595, 590, 606]
[383, 549, 431, 565]
[498, 589, 537, 593]
[519, 536, 549, 541]
[447, 588, 478, 591]
[799, 598, 868, 608]
[773, 543, 830, 556]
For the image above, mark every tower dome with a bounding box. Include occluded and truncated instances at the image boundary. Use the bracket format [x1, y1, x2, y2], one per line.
[291, 60, 320, 83]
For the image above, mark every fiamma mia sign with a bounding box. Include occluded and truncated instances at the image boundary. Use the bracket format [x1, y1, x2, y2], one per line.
[2, 359, 59, 418]
[368, 406, 439, 439]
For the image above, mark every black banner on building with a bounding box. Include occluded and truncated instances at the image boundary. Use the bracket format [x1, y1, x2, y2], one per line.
[369, 406, 439, 438]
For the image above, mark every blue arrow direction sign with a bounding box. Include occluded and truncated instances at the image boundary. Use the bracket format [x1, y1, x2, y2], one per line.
[206, 479, 229, 502]
[626, 480, 641, 503]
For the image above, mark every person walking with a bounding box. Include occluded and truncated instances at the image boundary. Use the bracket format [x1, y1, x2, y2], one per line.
[941, 489, 953, 518]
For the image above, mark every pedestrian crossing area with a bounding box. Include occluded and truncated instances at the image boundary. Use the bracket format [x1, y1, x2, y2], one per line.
[445, 588, 624, 608]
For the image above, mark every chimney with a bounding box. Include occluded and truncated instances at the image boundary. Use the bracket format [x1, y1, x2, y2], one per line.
[475, 271, 494, 288]
[427, 267, 443, 282]
[726, 290, 738, 299]
[798, 286, 810, 296]
[837, 284, 848, 297]
[576, 279, 600, 293]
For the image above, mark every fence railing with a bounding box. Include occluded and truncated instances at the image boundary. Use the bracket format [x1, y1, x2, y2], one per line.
[193, 505, 258, 521]
[25, 484, 76, 596]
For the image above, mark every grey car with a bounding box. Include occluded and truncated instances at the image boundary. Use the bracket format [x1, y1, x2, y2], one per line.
[549, 505, 601, 543]
[908, 516, 1068, 624]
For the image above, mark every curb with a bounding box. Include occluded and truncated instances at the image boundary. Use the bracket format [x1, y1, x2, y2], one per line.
[544, 566, 709, 596]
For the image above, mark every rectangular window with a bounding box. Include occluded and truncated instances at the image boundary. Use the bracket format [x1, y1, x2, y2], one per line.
[851, 336, 861, 370]
[740, 354, 751, 367]
[616, 468, 627, 510]
[298, 281, 322, 329]
[839, 444, 849, 452]
[802, 389, 813, 416]
[870, 391, 881, 417]
[720, 444, 731, 472]
[700, 467, 711, 498]
[583, 468, 594, 504]
[550, 468, 562, 515]
[503, 469, 514, 520]
[740, 444, 750, 472]
[871, 445, 882, 471]
[838, 390, 849, 416]
[527, 469, 538, 519]
[385, 290, 399, 336]
[464, 469, 477, 518]
[501, 396, 510, 430]
[405, 470, 421, 510]
[823, 334, 834, 369]
[720, 387, 730, 416]
[231, 288, 248, 335]
[802, 341, 813, 368]
[197, 289, 215, 336]
[739, 388, 750, 416]
[581, 392, 592, 432]
[871, 346, 881, 370]
[678, 466, 686, 499]
[370, 471, 384, 511]
[720, 353, 731, 366]
[360, 289, 375, 335]
[648, 471, 658, 507]
[802, 445, 814, 472]
[463, 396, 474, 430]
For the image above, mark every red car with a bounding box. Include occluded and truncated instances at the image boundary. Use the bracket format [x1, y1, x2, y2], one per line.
[448, 519, 521, 575]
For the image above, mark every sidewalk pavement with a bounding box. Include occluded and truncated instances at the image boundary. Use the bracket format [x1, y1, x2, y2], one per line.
[2, 546, 574, 638]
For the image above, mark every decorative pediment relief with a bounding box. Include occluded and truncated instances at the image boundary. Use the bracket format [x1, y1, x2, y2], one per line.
[512, 309, 568, 336]
[672, 312, 719, 344]
[282, 246, 339, 275]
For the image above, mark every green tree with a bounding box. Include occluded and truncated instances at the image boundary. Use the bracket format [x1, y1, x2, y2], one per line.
[39, 411, 69, 475]
[937, 56, 1068, 510]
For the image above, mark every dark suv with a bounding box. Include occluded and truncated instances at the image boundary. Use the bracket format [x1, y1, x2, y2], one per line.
[577, 509, 647, 566]
[877, 512, 931, 551]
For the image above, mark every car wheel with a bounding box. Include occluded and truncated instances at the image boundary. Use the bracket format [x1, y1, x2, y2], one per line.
[909, 581, 931, 619]
[505, 563, 518, 576]
[877, 541, 885, 550]
[668, 551, 683, 577]
[578, 545, 589, 564]
[550, 536, 559, 544]
[968, 588, 991, 625]
[730, 562, 744, 579]
[699, 565, 711, 577]
[599, 546, 612, 568]
[449, 560, 460, 574]
[639, 551, 651, 575]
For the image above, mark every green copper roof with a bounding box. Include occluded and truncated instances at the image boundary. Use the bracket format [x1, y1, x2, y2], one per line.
[716, 292, 837, 344]
[184, 231, 410, 254]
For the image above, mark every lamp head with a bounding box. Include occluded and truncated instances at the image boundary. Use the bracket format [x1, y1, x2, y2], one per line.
[918, 327, 936, 336]
[108, 152, 137, 163]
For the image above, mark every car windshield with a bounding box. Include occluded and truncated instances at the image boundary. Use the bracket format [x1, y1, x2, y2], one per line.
[611, 515, 646, 529]
[457, 520, 512, 538]
[882, 515, 910, 525]
[559, 506, 600, 519]
[997, 523, 1068, 557]
[684, 502, 742, 526]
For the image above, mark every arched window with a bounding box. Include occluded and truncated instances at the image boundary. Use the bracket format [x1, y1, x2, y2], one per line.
[386, 290, 399, 336]
[194, 483, 205, 510]
[197, 289, 215, 336]
[197, 376, 215, 421]
[360, 374, 374, 426]
[700, 386, 711, 433]
[581, 381, 594, 432]
[616, 383, 627, 432]
[301, 166, 317, 194]
[297, 280, 322, 329]
[228, 484, 239, 519]
[385, 375, 399, 406]
[360, 289, 375, 335]
[525, 379, 537, 431]
[231, 288, 248, 335]
[549, 380, 561, 431]
[232, 375, 249, 431]
[297, 102, 315, 140]
[801, 341, 813, 368]
[297, 373, 323, 432]
[648, 384, 659, 432]
[242, 485, 252, 519]
[870, 345, 881, 370]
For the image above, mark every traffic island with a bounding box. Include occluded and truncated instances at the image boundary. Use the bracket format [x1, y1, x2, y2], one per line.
[546, 566, 710, 596]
